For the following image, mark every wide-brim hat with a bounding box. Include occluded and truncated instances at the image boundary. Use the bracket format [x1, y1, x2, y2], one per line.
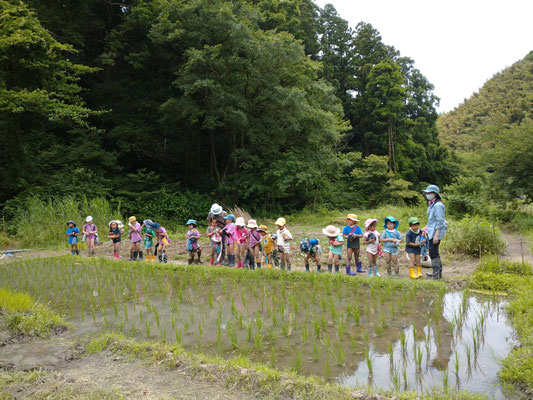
[143, 219, 153, 228]
[408, 217, 420, 225]
[66, 220, 76, 226]
[384, 216, 399, 229]
[257, 225, 269, 233]
[224, 214, 235, 222]
[422, 184, 440, 195]
[322, 225, 340, 237]
[235, 217, 245, 227]
[128, 216, 136, 222]
[364, 218, 378, 230]
[151, 222, 161, 230]
[85, 216, 93, 222]
[109, 220, 119, 227]
[345, 214, 359, 222]
[186, 219, 197, 226]
[210, 203, 223, 215]
[275, 217, 286, 226]
[247, 219, 258, 228]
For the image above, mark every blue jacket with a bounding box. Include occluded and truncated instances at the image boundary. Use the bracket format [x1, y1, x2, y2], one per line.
[427, 201, 446, 241]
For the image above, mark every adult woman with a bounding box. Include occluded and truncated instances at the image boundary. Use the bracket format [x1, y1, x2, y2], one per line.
[207, 203, 228, 263]
[422, 185, 446, 279]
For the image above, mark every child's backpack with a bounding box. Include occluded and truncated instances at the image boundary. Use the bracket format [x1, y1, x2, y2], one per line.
[300, 238, 311, 253]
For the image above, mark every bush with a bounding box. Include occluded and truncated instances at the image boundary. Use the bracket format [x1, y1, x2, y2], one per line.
[443, 215, 506, 257]
[12, 196, 123, 248]
[478, 256, 532, 276]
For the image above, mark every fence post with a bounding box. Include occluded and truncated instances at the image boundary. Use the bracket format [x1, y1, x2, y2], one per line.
[520, 234, 524, 264]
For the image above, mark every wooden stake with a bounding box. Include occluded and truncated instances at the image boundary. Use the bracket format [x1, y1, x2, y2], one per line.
[520, 234, 524, 264]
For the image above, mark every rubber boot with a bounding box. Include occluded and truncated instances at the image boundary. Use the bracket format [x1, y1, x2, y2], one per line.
[334, 264, 339, 273]
[409, 267, 419, 279]
[75, 250, 80, 256]
[431, 258, 442, 280]
[152, 255, 156, 262]
[256, 262, 261, 269]
[267, 264, 273, 269]
[368, 267, 373, 277]
[345, 263, 356, 276]
[133, 251, 138, 261]
[210, 256, 214, 266]
[416, 266, 422, 278]
[305, 264, 310, 272]
[394, 266, 400, 279]
[197, 249, 202, 264]
[387, 264, 392, 277]
[374, 267, 380, 277]
[138, 251, 143, 261]
[317, 265, 321, 273]
[162, 251, 167, 263]
[287, 263, 291, 272]
[188, 258, 193, 265]
[356, 262, 366, 273]
[129, 251, 135, 261]
[280, 262, 286, 271]
[328, 264, 332, 273]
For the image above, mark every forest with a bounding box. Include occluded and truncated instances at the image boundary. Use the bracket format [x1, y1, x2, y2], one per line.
[1, 0, 457, 223]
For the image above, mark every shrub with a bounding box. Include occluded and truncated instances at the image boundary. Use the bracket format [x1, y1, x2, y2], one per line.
[478, 256, 532, 276]
[12, 196, 123, 248]
[443, 215, 505, 257]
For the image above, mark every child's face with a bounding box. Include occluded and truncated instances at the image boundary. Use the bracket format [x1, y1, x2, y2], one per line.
[259, 231, 266, 237]
[386, 221, 395, 230]
[68, 223, 74, 228]
[210, 220, 217, 227]
[368, 222, 376, 231]
[276, 225, 284, 230]
[187, 224, 194, 230]
[411, 223, 420, 231]
[347, 220, 355, 227]
[111, 223, 117, 229]
[225, 219, 231, 225]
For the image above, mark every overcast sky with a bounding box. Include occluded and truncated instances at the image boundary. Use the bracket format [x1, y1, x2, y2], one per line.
[314, 0, 533, 113]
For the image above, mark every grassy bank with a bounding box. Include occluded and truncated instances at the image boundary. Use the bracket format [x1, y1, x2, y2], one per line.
[0, 288, 67, 337]
[468, 256, 533, 396]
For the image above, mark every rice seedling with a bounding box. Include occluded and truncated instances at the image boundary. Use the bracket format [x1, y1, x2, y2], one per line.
[313, 339, 320, 362]
[415, 343, 423, 370]
[400, 330, 407, 353]
[323, 358, 331, 379]
[352, 306, 361, 325]
[145, 320, 151, 337]
[365, 349, 374, 376]
[254, 332, 263, 350]
[228, 322, 238, 349]
[337, 317, 345, 340]
[391, 364, 401, 391]
[255, 311, 263, 332]
[350, 335, 358, 354]
[198, 322, 203, 339]
[293, 350, 303, 372]
[454, 352, 460, 376]
[334, 343, 345, 366]
[465, 344, 472, 369]
[442, 367, 449, 392]
[388, 342, 394, 364]
[301, 324, 309, 343]
[329, 301, 337, 320]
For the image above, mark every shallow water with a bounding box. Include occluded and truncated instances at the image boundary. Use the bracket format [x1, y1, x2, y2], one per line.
[0, 259, 519, 398]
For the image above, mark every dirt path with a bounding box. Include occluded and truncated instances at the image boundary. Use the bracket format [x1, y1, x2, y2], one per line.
[501, 231, 533, 264]
[0, 332, 254, 400]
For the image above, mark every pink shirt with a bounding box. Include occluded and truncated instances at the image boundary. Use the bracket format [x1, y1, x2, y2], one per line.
[222, 223, 236, 245]
[235, 226, 248, 245]
[158, 227, 170, 244]
[83, 223, 97, 239]
[248, 229, 261, 248]
[130, 222, 142, 242]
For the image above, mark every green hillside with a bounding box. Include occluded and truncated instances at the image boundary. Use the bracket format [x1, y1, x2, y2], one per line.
[438, 51, 533, 152]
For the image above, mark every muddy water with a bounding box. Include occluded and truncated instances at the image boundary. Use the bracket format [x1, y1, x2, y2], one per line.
[0, 260, 518, 398]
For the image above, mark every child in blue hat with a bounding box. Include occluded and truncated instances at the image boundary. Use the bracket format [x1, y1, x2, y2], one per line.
[381, 216, 403, 278]
[66, 220, 80, 256]
[186, 219, 202, 264]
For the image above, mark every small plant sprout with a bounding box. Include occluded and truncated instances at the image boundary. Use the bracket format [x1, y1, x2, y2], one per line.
[313, 339, 319, 362]
[388, 342, 394, 364]
[301, 324, 309, 343]
[314, 318, 321, 338]
[465, 344, 472, 369]
[334, 343, 346, 366]
[294, 350, 303, 372]
[270, 345, 276, 365]
[442, 367, 449, 392]
[324, 358, 331, 379]
[145, 320, 151, 337]
[254, 332, 263, 350]
[350, 335, 358, 354]
[365, 349, 374, 376]
[454, 352, 460, 376]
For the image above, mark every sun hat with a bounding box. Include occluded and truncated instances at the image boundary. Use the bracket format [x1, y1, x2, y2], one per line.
[85, 216, 93, 223]
[186, 219, 197, 226]
[66, 220, 76, 226]
[151, 222, 161, 230]
[345, 214, 359, 222]
[210, 203, 223, 215]
[224, 214, 235, 222]
[364, 218, 378, 230]
[128, 216, 136, 222]
[421, 184, 440, 195]
[247, 219, 258, 229]
[257, 225, 269, 233]
[322, 225, 341, 237]
[108, 220, 119, 227]
[235, 217, 245, 227]
[408, 217, 420, 225]
[275, 217, 286, 227]
[143, 219, 153, 228]
[383, 216, 399, 229]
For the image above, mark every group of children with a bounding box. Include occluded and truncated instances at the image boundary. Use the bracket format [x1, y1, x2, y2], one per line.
[66, 216, 171, 262]
[66, 211, 428, 279]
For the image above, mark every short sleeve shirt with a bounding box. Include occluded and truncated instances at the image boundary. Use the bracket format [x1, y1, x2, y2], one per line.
[343, 225, 363, 248]
[364, 230, 380, 254]
[382, 229, 403, 253]
[130, 222, 142, 242]
[329, 234, 344, 255]
[109, 227, 121, 243]
[66, 227, 80, 244]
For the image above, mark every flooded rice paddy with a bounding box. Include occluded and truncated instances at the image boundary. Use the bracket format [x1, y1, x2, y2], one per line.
[0, 258, 518, 398]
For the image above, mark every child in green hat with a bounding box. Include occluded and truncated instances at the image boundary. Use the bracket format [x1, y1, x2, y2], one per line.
[405, 217, 424, 279]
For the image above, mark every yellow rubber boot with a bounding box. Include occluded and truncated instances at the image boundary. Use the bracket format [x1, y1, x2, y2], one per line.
[267, 264, 273, 269]
[409, 267, 419, 279]
[416, 266, 422, 278]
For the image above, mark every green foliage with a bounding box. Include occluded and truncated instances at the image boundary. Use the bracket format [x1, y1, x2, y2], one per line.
[478, 256, 532, 276]
[10, 196, 122, 248]
[0, 288, 66, 337]
[443, 216, 505, 257]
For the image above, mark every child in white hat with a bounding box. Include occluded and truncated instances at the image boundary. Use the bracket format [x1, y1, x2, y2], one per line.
[82, 216, 98, 257]
[275, 217, 293, 271]
[234, 217, 248, 268]
[322, 225, 344, 273]
[363, 219, 381, 276]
